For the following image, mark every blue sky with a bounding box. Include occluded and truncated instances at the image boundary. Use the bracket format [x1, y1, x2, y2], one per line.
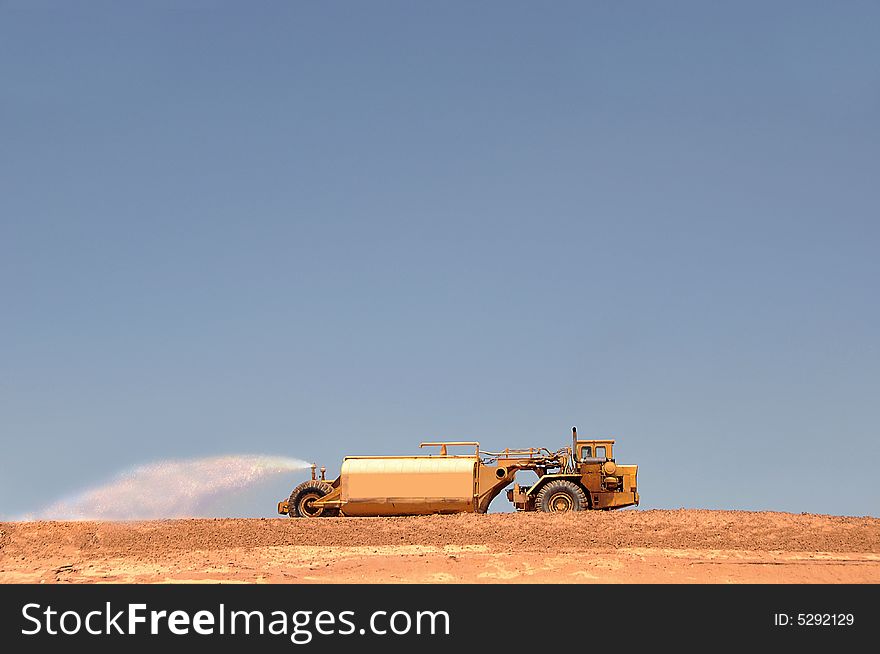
[2, 1, 878, 517]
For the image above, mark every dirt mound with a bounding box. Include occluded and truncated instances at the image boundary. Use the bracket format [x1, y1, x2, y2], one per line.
[2, 510, 878, 584]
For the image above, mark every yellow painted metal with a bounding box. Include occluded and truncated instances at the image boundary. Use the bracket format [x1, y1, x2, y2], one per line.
[420, 441, 480, 456]
[339, 456, 478, 516]
[278, 428, 640, 517]
[474, 462, 517, 513]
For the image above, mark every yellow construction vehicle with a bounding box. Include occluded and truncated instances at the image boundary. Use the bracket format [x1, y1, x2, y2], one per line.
[278, 427, 639, 517]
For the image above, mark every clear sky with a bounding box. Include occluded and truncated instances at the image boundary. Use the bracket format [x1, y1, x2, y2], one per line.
[2, 1, 878, 518]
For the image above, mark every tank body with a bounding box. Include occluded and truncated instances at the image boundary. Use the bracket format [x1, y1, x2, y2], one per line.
[339, 456, 478, 516]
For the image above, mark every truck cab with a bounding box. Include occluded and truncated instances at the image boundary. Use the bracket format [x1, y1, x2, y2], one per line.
[572, 437, 639, 509]
[574, 439, 614, 464]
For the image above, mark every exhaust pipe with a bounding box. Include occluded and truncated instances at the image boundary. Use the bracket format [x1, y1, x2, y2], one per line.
[572, 426, 577, 462]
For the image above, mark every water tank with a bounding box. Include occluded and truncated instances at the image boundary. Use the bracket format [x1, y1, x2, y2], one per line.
[340, 456, 478, 516]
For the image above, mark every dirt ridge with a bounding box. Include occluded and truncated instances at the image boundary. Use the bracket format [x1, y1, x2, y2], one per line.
[2, 510, 878, 584]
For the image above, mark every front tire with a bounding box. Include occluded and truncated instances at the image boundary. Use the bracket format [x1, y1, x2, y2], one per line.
[536, 480, 589, 513]
[288, 480, 336, 518]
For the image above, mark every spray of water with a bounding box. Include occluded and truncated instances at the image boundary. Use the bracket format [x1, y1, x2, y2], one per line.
[24, 455, 312, 521]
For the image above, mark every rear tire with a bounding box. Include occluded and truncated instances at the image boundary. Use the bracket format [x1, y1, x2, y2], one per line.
[536, 480, 589, 513]
[288, 480, 336, 518]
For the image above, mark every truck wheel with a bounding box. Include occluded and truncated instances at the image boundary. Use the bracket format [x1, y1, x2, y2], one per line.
[536, 480, 589, 513]
[289, 480, 336, 518]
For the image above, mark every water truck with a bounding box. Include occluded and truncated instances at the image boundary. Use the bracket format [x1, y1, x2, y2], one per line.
[278, 427, 639, 517]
